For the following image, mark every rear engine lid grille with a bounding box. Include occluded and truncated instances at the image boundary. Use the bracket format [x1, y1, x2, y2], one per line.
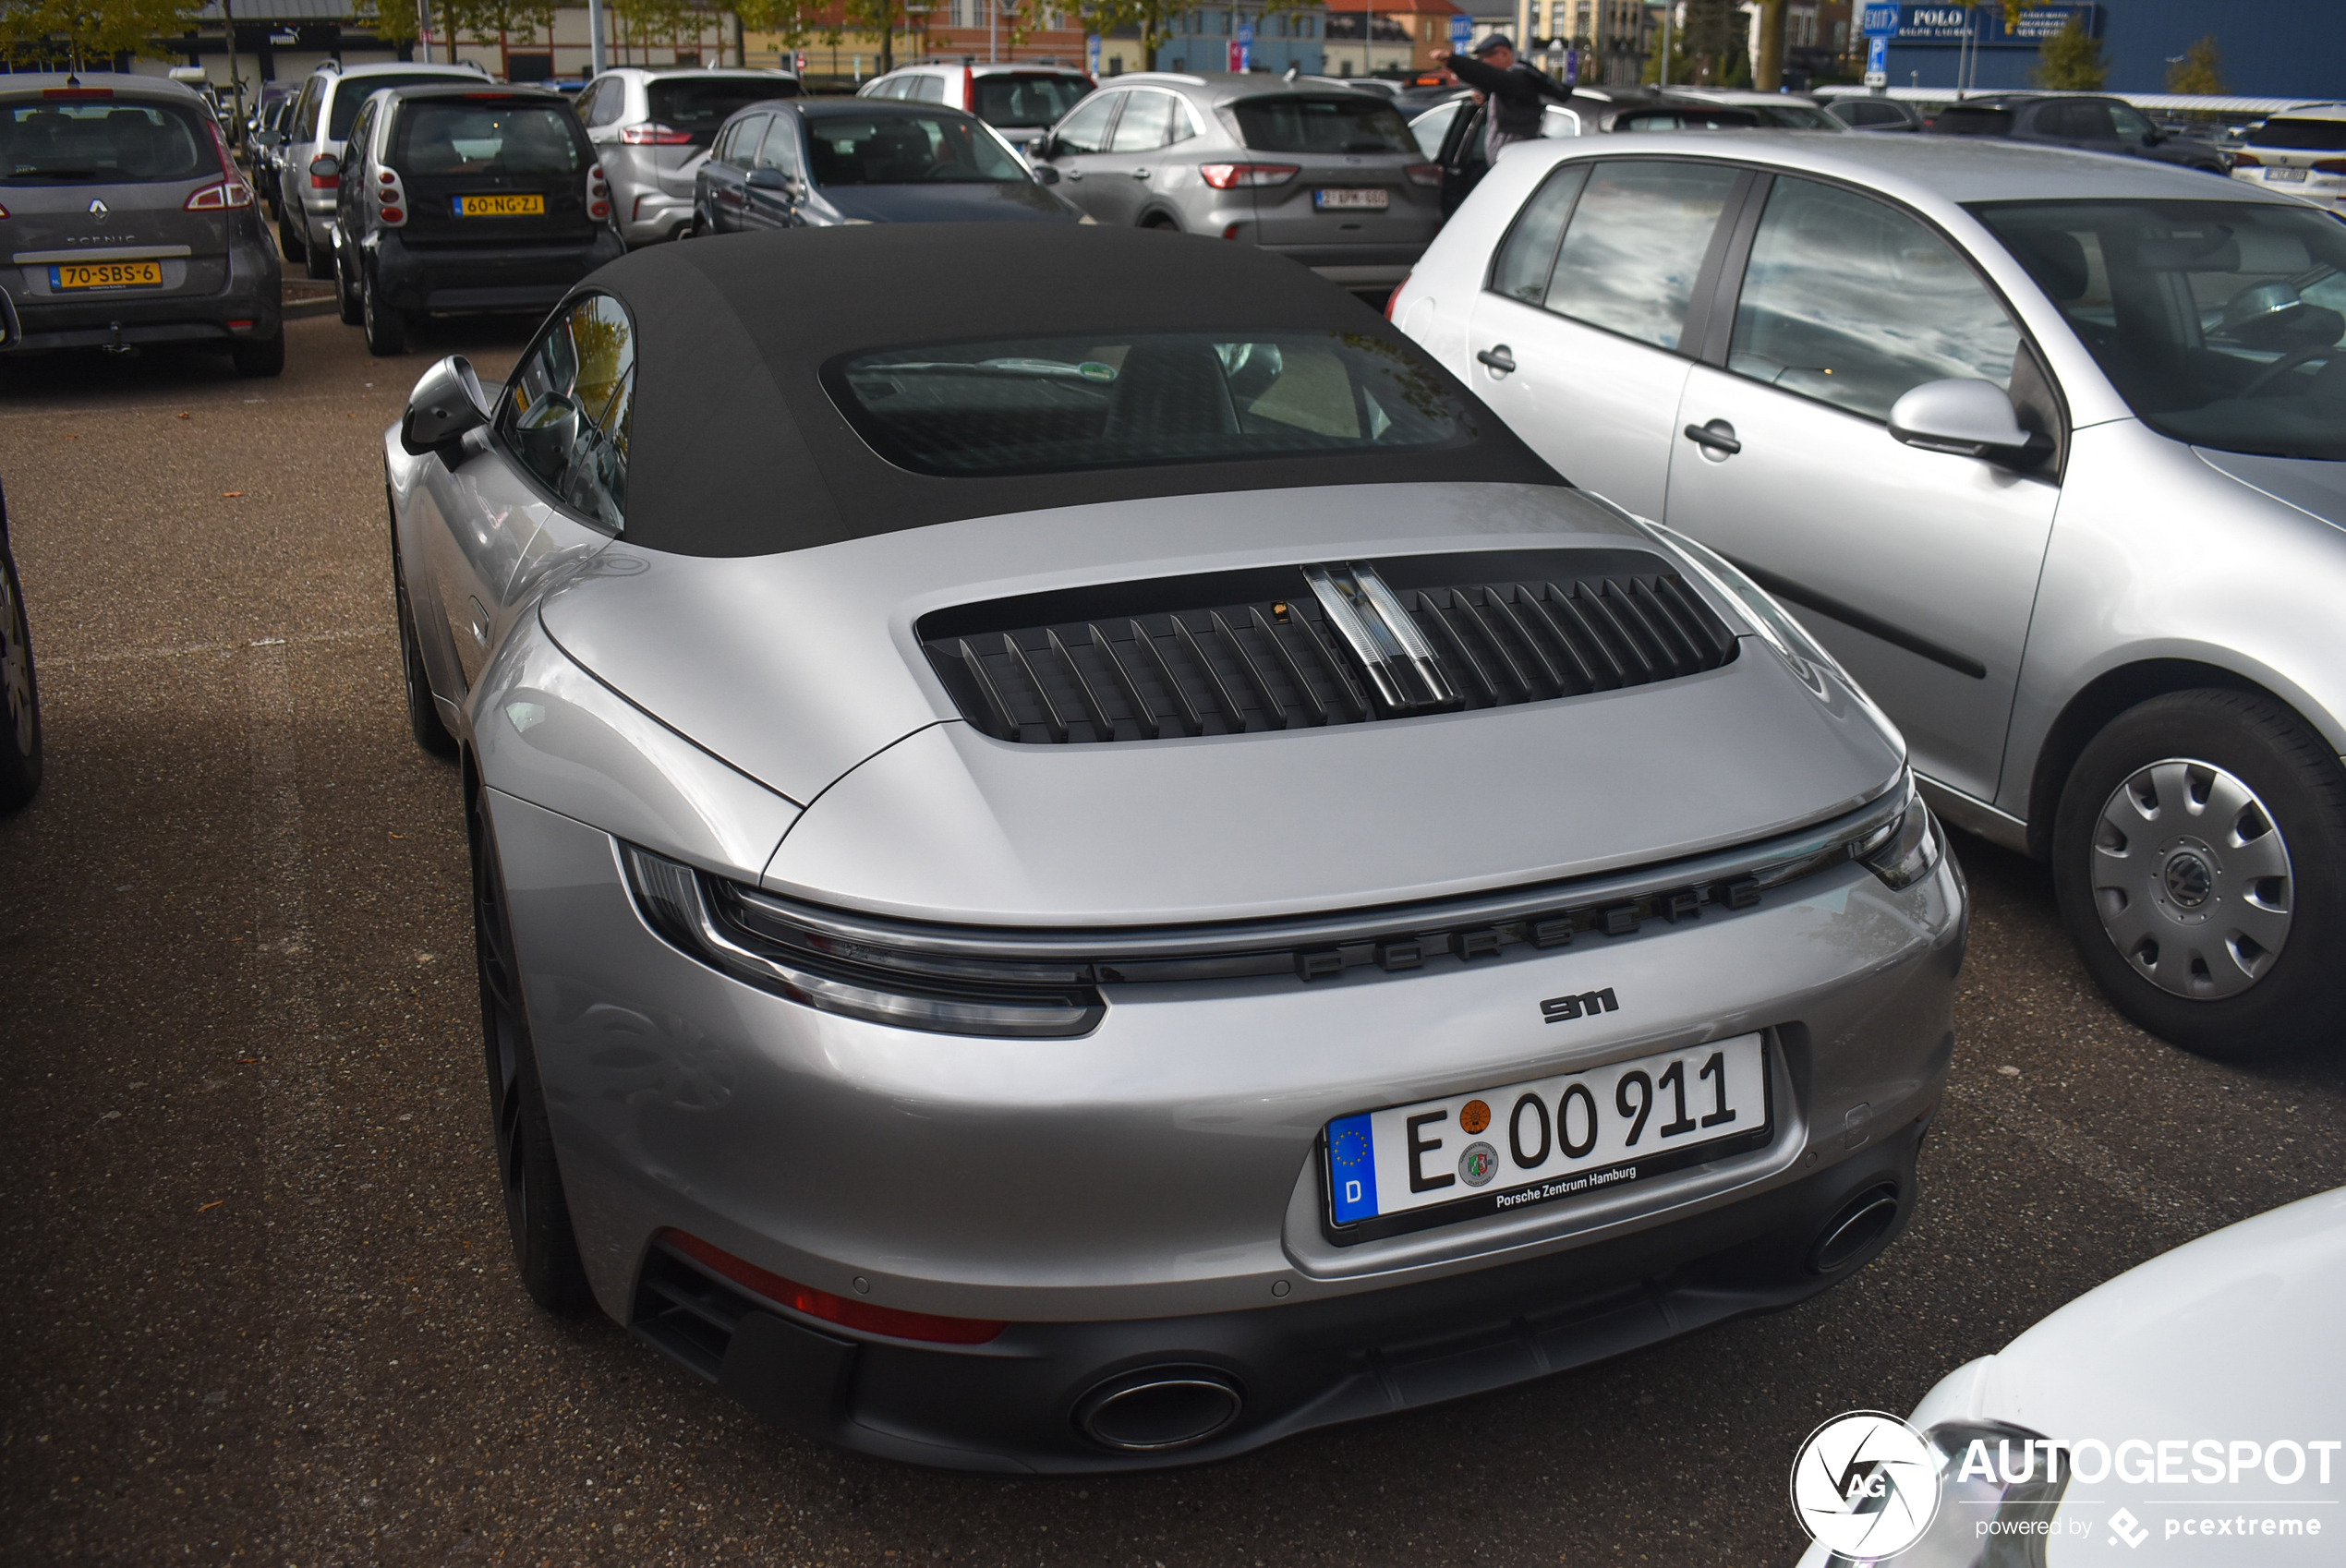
[918, 549, 1737, 744]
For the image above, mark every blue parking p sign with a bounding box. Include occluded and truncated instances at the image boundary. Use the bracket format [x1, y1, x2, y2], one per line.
[1449, 14, 1472, 47]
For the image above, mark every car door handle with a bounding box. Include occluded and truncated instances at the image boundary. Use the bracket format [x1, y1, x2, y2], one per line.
[1064, 168, 1082, 179]
[1682, 421, 1742, 455]
[1131, 167, 1150, 179]
[1475, 344, 1516, 374]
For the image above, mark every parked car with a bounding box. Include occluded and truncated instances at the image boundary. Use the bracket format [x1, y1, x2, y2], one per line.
[0, 475, 38, 814]
[1423, 85, 1762, 214]
[250, 94, 296, 218]
[1926, 92, 2229, 175]
[386, 223, 1961, 1470]
[275, 58, 490, 278]
[693, 98, 1084, 231]
[575, 66, 799, 246]
[1034, 72, 1441, 289]
[1819, 92, 1924, 133]
[0, 73, 283, 375]
[1796, 1186, 2346, 1566]
[328, 84, 622, 356]
[856, 60, 1093, 151]
[2231, 103, 2346, 213]
[1668, 88, 1845, 130]
[1394, 133, 2346, 1055]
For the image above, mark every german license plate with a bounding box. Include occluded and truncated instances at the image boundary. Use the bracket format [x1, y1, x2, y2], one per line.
[1324, 1032, 1771, 1240]
[1313, 187, 1389, 210]
[453, 193, 546, 216]
[52, 260, 163, 290]
[2267, 166, 2309, 182]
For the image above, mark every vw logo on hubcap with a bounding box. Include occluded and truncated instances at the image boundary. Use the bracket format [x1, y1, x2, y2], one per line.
[2161, 850, 2214, 909]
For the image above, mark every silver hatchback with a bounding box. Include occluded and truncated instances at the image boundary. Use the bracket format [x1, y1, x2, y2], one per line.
[1034, 72, 1441, 288]
[574, 67, 800, 247]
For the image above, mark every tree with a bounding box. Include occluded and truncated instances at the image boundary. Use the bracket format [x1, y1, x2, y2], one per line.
[0, 0, 205, 69]
[1753, 0, 1783, 91]
[2031, 13, 2105, 90]
[2166, 33, 2224, 95]
[434, 0, 554, 46]
[356, 0, 422, 54]
[1677, 0, 1747, 87]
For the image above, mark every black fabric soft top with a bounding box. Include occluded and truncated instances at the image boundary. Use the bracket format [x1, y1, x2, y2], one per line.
[577, 224, 1566, 558]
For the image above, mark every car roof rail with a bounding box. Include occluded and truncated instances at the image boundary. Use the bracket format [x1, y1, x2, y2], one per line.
[1119, 71, 1207, 86]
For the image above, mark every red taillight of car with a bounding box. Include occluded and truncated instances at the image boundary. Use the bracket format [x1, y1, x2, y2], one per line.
[2231, 151, 2263, 169]
[1403, 163, 1442, 187]
[379, 207, 404, 223]
[618, 122, 692, 145]
[2315, 158, 2346, 175]
[308, 153, 339, 189]
[379, 169, 396, 184]
[964, 71, 977, 112]
[659, 1230, 1007, 1345]
[0, 202, 11, 219]
[1386, 275, 1409, 320]
[374, 167, 408, 226]
[586, 162, 611, 221]
[185, 179, 253, 210]
[1199, 162, 1300, 190]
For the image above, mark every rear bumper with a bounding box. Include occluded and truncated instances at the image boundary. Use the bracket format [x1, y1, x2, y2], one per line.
[369, 227, 624, 315]
[646, 1115, 1933, 1473]
[1259, 242, 1429, 286]
[617, 184, 693, 247]
[2, 231, 281, 352]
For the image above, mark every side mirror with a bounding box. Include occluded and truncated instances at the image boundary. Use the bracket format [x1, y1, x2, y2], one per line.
[1031, 162, 1061, 185]
[1034, 135, 1060, 160]
[401, 355, 493, 456]
[745, 165, 793, 191]
[1888, 378, 2051, 466]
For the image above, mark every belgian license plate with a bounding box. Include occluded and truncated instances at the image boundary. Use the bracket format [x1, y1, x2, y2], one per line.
[52, 260, 163, 290]
[453, 193, 546, 216]
[1324, 1032, 1771, 1239]
[1313, 187, 1389, 210]
[2267, 166, 2309, 182]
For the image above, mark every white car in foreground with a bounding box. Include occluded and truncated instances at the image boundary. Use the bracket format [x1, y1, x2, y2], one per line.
[1799, 1187, 2346, 1564]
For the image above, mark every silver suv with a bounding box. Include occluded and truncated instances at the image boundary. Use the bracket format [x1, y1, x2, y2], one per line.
[575, 67, 798, 247]
[275, 58, 489, 277]
[857, 61, 1093, 151]
[1034, 71, 1440, 288]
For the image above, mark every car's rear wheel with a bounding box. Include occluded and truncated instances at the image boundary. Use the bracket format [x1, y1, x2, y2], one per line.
[0, 535, 41, 814]
[334, 242, 364, 325]
[394, 566, 456, 757]
[230, 330, 285, 378]
[302, 227, 332, 280]
[362, 268, 406, 356]
[2053, 689, 2346, 1057]
[277, 209, 306, 261]
[471, 782, 594, 1315]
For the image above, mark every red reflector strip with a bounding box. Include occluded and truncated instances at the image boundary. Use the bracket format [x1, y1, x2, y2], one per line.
[43, 87, 114, 99]
[659, 1230, 1005, 1345]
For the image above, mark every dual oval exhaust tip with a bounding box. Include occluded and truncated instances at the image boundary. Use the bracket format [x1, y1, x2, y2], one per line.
[1075, 1367, 1244, 1453]
[1810, 1183, 1903, 1274]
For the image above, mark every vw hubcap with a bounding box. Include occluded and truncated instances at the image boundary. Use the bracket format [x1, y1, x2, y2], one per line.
[2091, 758, 2292, 1000]
[2, 567, 30, 756]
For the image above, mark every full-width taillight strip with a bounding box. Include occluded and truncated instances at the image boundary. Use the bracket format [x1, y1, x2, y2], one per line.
[659, 1230, 1006, 1345]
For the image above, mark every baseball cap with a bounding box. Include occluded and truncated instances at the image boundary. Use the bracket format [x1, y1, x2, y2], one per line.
[1471, 33, 1514, 55]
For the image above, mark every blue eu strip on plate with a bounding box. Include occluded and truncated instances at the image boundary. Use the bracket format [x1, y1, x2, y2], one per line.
[1326, 1114, 1379, 1224]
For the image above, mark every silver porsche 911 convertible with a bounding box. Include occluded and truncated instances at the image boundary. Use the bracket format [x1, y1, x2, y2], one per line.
[386, 224, 1964, 1471]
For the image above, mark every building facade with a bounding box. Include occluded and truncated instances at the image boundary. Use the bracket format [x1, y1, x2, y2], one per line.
[1148, 6, 1329, 76]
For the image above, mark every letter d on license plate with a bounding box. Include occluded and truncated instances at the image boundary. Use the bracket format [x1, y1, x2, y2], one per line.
[1324, 1032, 1771, 1242]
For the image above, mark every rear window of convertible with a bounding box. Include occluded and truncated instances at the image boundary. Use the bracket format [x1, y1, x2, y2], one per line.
[828, 331, 1472, 476]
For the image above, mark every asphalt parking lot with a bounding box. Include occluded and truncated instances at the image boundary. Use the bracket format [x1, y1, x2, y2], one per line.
[3, 314, 2342, 1567]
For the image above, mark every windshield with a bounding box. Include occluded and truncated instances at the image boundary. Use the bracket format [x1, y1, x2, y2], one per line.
[830, 331, 1471, 476]
[1976, 199, 2346, 462]
[331, 75, 483, 139]
[395, 101, 583, 175]
[0, 100, 212, 185]
[805, 111, 1027, 185]
[1232, 96, 1414, 155]
[1753, 103, 1836, 129]
[647, 78, 800, 146]
[2247, 116, 2346, 151]
[973, 75, 1090, 128]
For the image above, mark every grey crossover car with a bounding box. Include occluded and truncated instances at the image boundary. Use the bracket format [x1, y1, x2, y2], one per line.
[1396, 133, 2346, 1056]
[386, 224, 1961, 1469]
[575, 67, 800, 247]
[1034, 72, 1441, 288]
[0, 73, 283, 374]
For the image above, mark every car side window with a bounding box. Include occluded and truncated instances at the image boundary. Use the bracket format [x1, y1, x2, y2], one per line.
[586, 80, 625, 127]
[753, 115, 798, 173]
[498, 295, 636, 531]
[1542, 160, 1739, 352]
[2108, 103, 2156, 146]
[1054, 92, 1119, 154]
[1727, 175, 2021, 423]
[1488, 163, 1589, 303]
[725, 115, 769, 167]
[911, 76, 948, 104]
[294, 78, 322, 139]
[1110, 90, 1177, 152]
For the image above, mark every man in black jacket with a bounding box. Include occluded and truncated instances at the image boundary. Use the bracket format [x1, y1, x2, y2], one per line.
[1444, 35, 1574, 162]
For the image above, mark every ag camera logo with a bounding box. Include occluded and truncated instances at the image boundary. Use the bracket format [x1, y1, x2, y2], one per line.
[1791, 1410, 1941, 1558]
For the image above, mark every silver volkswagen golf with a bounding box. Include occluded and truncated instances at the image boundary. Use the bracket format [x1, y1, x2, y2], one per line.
[1394, 136, 2346, 1058]
[387, 224, 1962, 1469]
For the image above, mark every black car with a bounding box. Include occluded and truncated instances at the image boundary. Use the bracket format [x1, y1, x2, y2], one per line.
[1925, 92, 2228, 174]
[693, 98, 1085, 232]
[328, 84, 623, 356]
[1430, 86, 1760, 215]
[1, 475, 40, 814]
[0, 74, 283, 375]
[1822, 94, 1923, 133]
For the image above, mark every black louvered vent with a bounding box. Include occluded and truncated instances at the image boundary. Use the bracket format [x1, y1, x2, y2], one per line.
[918, 549, 1739, 745]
